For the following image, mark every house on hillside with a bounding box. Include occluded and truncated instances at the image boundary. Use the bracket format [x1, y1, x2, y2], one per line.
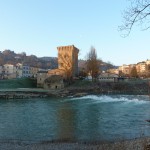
[30, 66, 40, 78]
[3, 64, 17, 79]
[22, 65, 31, 77]
[16, 63, 23, 78]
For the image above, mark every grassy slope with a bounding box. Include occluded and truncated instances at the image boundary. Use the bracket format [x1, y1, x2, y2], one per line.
[0, 78, 37, 89]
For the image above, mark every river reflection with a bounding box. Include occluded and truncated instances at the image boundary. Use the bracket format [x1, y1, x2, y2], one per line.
[57, 103, 76, 140]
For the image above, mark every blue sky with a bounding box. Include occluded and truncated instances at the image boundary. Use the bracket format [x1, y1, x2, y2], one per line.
[0, 0, 149, 66]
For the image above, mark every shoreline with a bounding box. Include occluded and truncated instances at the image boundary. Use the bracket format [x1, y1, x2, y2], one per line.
[0, 80, 149, 99]
[0, 137, 150, 150]
[0, 87, 149, 99]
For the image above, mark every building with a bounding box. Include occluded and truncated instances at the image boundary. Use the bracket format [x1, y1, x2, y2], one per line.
[37, 45, 79, 89]
[0, 66, 3, 79]
[48, 68, 66, 78]
[118, 64, 135, 76]
[37, 70, 48, 88]
[136, 62, 147, 73]
[16, 63, 23, 78]
[48, 45, 79, 78]
[22, 65, 31, 77]
[3, 64, 17, 79]
[30, 67, 40, 78]
[57, 45, 79, 77]
[107, 68, 119, 74]
[146, 60, 150, 65]
[43, 75, 64, 90]
[98, 73, 119, 82]
[47, 45, 79, 79]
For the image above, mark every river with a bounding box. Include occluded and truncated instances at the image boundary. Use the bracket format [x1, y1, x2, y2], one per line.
[0, 95, 150, 143]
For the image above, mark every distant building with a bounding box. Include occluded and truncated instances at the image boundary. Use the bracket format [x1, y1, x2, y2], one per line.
[146, 60, 150, 65]
[57, 45, 79, 77]
[48, 45, 79, 78]
[48, 68, 66, 78]
[37, 70, 48, 88]
[0, 66, 3, 79]
[98, 73, 119, 82]
[22, 65, 31, 77]
[30, 67, 40, 78]
[43, 75, 64, 90]
[107, 68, 119, 74]
[118, 64, 135, 76]
[37, 45, 79, 89]
[16, 63, 23, 78]
[136, 62, 147, 73]
[3, 64, 17, 79]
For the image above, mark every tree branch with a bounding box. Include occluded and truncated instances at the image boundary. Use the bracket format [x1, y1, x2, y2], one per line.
[119, 0, 150, 36]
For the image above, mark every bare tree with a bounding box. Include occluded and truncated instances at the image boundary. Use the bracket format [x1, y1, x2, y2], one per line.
[119, 0, 150, 36]
[86, 47, 101, 81]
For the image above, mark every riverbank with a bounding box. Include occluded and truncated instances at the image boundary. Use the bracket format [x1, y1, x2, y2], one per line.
[0, 137, 150, 150]
[0, 79, 149, 99]
[50, 80, 150, 97]
[0, 88, 49, 99]
[0, 80, 149, 99]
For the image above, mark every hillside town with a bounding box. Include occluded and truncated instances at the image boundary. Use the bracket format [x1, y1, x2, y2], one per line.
[0, 45, 150, 89]
[108, 60, 150, 78]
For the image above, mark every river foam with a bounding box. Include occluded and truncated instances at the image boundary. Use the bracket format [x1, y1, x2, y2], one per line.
[68, 95, 150, 104]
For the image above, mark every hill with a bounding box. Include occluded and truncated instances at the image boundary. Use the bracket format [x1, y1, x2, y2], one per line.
[78, 59, 117, 71]
[0, 50, 58, 69]
[0, 49, 116, 71]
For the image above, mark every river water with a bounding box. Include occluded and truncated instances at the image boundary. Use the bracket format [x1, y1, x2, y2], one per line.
[0, 95, 150, 142]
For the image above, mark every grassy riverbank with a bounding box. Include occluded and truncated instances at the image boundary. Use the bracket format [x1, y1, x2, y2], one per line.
[0, 78, 37, 89]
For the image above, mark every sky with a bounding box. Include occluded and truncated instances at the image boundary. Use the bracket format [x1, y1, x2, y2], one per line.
[0, 0, 149, 66]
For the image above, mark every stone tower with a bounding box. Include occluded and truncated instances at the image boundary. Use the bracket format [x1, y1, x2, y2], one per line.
[57, 45, 79, 77]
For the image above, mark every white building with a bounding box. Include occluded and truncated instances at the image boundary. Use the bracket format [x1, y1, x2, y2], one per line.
[22, 65, 31, 77]
[98, 73, 119, 82]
